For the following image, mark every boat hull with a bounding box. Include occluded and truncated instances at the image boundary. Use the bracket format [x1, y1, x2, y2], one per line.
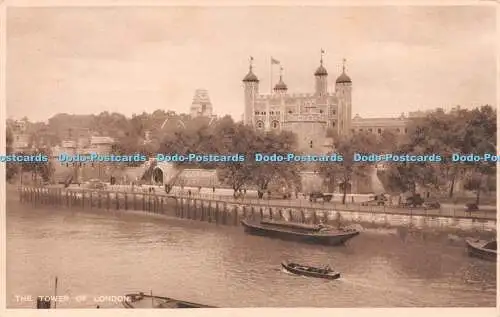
[282, 262, 341, 280]
[241, 220, 359, 246]
[466, 240, 497, 262]
[122, 293, 217, 308]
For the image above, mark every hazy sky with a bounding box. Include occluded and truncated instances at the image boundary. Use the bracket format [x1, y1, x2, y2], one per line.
[6, 6, 497, 122]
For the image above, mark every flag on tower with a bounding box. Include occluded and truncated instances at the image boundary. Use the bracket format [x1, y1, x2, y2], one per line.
[271, 57, 280, 65]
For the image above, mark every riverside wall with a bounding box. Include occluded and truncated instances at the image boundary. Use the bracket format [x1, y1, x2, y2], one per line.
[17, 187, 497, 234]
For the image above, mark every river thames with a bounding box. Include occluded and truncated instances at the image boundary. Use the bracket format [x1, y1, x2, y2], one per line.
[6, 195, 496, 308]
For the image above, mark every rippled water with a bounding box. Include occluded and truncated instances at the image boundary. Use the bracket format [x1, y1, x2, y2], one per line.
[6, 197, 496, 308]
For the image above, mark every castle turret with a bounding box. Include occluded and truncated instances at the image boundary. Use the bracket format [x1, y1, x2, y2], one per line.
[314, 49, 328, 96]
[273, 66, 288, 94]
[335, 58, 352, 135]
[242, 56, 259, 126]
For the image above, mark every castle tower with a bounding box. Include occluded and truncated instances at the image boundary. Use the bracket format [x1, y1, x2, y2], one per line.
[335, 58, 352, 135]
[314, 49, 328, 96]
[242, 56, 259, 126]
[273, 66, 288, 95]
[190, 89, 213, 118]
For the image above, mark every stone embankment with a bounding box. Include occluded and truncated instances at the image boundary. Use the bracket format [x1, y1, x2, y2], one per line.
[18, 187, 497, 233]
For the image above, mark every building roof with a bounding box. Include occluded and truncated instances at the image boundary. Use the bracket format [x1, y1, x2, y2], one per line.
[274, 76, 288, 90]
[314, 64, 328, 76]
[336, 72, 352, 83]
[242, 67, 259, 82]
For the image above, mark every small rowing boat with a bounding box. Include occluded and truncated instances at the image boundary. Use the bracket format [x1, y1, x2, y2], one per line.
[281, 261, 341, 280]
[466, 239, 497, 262]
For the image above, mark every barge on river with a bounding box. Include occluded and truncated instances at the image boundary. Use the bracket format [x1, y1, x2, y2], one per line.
[466, 239, 497, 262]
[240, 219, 359, 246]
[122, 293, 217, 308]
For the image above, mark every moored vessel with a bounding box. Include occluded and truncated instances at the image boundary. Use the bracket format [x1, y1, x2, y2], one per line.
[240, 219, 359, 246]
[122, 292, 217, 308]
[466, 239, 497, 262]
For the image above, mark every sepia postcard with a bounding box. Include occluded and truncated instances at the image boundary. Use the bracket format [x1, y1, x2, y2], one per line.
[1, 2, 498, 317]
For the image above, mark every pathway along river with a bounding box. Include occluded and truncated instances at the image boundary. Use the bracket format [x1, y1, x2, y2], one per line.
[6, 196, 496, 308]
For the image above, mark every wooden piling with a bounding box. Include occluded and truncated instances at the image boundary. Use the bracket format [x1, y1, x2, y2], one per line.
[233, 206, 239, 226]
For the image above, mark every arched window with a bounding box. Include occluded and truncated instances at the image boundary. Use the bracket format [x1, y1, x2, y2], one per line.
[272, 121, 280, 129]
[377, 128, 382, 134]
[256, 121, 264, 129]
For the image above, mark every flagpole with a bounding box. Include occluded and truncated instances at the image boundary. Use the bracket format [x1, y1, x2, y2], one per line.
[270, 58, 273, 94]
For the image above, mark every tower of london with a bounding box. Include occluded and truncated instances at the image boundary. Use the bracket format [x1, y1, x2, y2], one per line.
[242, 52, 352, 153]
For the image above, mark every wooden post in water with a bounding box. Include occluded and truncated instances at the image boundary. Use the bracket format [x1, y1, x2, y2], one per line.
[289, 209, 294, 221]
[260, 208, 264, 220]
[300, 209, 306, 223]
[142, 193, 146, 212]
[215, 202, 220, 224]
[106, 192, 110, 210]
[116, 192, 119, 210]
[269, 208, 273, 220]
[89, 191, 93, 209]
[97, 192, 101, 209]
[174, 198, 179, 216]
[193, 200, 197, 220]
[223, 203, 228, 225]
[312, 210, 318, 224]
[207, 201, 211, 222]
[124, 193, 128, 210]
[233, 206, 239, 226]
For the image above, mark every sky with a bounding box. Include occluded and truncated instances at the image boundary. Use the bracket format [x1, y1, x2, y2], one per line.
[6, 5, 497, 122]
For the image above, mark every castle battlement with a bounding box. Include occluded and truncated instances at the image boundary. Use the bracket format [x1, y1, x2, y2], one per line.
[285, 113, 329, 122]
[257, 92, 324, 99]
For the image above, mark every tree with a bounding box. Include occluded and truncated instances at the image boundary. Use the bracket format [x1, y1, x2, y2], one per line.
[212, 118, 258, 197]
[382, 105, 496, 201]
[251, 130, 300, 197]
[318, 131, 378, 204]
